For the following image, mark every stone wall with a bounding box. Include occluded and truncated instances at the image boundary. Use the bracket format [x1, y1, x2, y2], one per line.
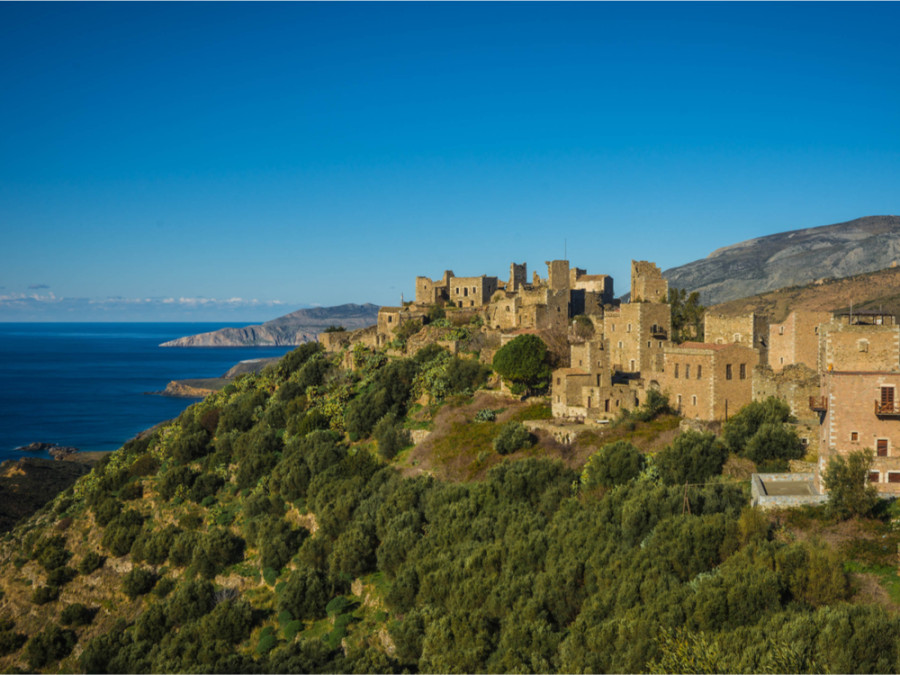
[753, 363, 820, 453]
[704, 312, 769, 366]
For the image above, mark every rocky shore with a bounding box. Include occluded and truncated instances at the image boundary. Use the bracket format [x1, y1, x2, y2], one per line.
[156, 356, 283, 398]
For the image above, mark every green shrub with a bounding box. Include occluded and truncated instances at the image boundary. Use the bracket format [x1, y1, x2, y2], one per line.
[581, 441, 645, 488]
[0, 621, 26, 656]
[31, 585, 59, 605]
[493, 421, 534, 455]
[122, 568, 158, 599]
[46, 566, 76, 587]
[492, 334, 551, 394]
[655, 431, 728, 485]
[823, 449, 880, 520]
[475, 408, 497, 422]
[25, 625, 76, 670]
[374, 413, 412, 461]
[277, 568, 329, 621]
[78, 551, 104, 575]
[60, 603, 95, 627]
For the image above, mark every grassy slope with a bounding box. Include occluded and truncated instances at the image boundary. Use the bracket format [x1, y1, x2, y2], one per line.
[709, 265, 900, 322]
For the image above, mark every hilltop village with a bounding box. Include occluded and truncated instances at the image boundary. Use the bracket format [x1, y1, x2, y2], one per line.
[321, 259, 900, 497]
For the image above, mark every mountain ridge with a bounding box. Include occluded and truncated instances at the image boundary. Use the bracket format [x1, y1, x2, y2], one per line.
[663, 215, 900, 305]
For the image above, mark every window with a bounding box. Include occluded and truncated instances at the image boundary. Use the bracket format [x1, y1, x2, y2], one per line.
[869, 471, 880, 483]
[455, 288, 459, 295]
[889, 472, 900, 484]
[692, 395, 697, 406]
[697, 365, 702, 379]
[464, 288, 468, 297]
[685, 364, 690, 379]
[556, 378, 560, 385]
[578, 360, 582, 366]
[779, 326, 784, 335]
[387, 316, 393, 323]
[881, 387, 895, 411]
[780, 357, 784, 364]
[851, 431, 859, 442]
[648, 341, 651, 348]
[726, 364, 733, 380]
[877, 438, 889, 457]
[674, 364, 679, 378]
[618, 341, 623, 349]
[740, 364, 746, 380]
[677, 394, 682, 406]
[733, 333, 741, 343]
[630, 360, 635, 371]
[627, 323, 632, 333]
[611, 324, 615, 332]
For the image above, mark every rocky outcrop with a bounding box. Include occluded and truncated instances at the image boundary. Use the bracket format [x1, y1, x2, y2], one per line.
[161, 303, 380, 347]
[158, 356, 285, 398]
[663, 215, 900, 305]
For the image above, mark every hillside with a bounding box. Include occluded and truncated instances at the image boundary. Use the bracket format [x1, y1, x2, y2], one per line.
[664, 215, 900, 305]
[709, 265, 900, 322]
[161, 303, 380, 347]
[2, 334, 900, 673]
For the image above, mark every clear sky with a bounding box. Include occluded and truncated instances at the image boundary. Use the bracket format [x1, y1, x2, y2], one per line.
[1, 2, 898, 321]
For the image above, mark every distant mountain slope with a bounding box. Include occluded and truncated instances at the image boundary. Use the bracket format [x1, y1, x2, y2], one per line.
[161, 303, 380, 346]
[664, 215, 900, 305]
[708, 265, 900, 322]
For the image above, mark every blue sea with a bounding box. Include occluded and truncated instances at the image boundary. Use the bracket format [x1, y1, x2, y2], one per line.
[0, 323, 294, 463]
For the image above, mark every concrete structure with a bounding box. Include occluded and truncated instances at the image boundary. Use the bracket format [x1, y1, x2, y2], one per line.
[751, 473, 827, 509]
[659, 342, 759, 421]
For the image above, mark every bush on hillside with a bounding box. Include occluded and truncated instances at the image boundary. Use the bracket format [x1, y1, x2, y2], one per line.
[581, 441, 646, 489]
[492, 334, 551, 395]
[493, 421, 534, 455]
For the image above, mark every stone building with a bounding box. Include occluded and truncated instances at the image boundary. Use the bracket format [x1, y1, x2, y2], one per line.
[817, 311, 900, 373]
[375, 306, 425, 347]
[704, 312, 770, 366]
[630, 260, 668, 303]
[449, 275, 500, 308]
[658, 342, 759, 421]
[551, 339, 641, 420]
[603, 302, 671, 375]
[815, 370, 900, 494]
[768, 310, 833, 372]
[415, 270, 454, 305]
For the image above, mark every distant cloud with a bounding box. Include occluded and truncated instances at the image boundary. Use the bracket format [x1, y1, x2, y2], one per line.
[28, 284, 50, 290]
[0, 292, 291, 322]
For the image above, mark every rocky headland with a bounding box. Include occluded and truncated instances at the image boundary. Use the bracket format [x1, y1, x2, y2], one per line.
[160, 302, 379, 347]
[158, 356, 283, 397]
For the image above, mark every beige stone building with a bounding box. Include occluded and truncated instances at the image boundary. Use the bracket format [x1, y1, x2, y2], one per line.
[449, 275, 500, 308]
[818, 311, 900, 373]
[768, 310, 833, 372]
[815, 370, 900, 494]
[415, 270, 454, 305]
[705, 312, 770, 366]
[659, 342, 759, 421]
[630, 260, 668, 303]
[551, 339, 641, 420]
[603, 302, 671, 375]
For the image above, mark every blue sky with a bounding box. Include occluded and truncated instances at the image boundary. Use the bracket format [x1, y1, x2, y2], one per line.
[1, 2, 898, 321]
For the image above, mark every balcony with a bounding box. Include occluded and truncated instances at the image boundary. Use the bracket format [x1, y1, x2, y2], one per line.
[875, 401, 900, 417]
[809, 396, 827, 412]
[649, 324, 668, 339]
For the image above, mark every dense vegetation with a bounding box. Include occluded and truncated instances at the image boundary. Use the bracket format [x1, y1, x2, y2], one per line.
[2, 336, 899, 673]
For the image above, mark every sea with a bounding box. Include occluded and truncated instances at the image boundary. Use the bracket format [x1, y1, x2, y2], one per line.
[0, 323, 294, 463]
